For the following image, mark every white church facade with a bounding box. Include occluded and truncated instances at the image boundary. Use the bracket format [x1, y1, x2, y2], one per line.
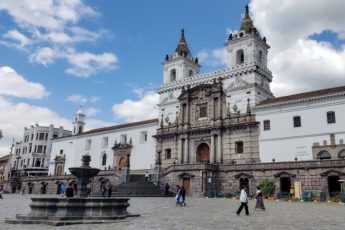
[12, 6, 345, 198]
[49, 109, 158, 176]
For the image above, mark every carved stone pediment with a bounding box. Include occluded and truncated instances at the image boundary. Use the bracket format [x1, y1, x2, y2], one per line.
[320, 169, 345, 177]
[273, 171, 296, 178]
[178, 172, 195, 179]
[233, 172, 253, 179]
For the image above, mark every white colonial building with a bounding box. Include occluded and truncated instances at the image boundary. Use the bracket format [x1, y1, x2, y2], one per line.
[254, 86, 345, 162]
[49, 109, 158, 176]
[11, 124, 71, 176]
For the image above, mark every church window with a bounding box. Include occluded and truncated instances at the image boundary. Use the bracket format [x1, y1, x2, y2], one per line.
[170, 69, 176, 81]
[236, 49, 244, 64]
[59, 149, 63, 154]
[102, 137, 108, 148]
[317, 151, 331, 160]
[199, 105, 207, 118]
[165, 149, 171, 159]
[85, 139, 91, 151]
[235, 141, 244, 154]
[120, 134, 127, 144]
[263, 120, 270, 131]
[293, 116, 301, 128]
[327, 111, 336, 124]
[189, 70, 194, 77]
[102, 153, 107, 166]
[140, 131, 148, 143]
[338, 149, 345, 159]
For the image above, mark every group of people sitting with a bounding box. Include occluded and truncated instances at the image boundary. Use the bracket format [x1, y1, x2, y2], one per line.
[101, 182, 113, 198]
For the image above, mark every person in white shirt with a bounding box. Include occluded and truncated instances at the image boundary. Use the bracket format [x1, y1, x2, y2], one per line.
[236, 186, 249, 216]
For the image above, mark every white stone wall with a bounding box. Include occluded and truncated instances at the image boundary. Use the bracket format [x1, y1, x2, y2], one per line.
[49, 121, 158, 175]
[255, 96, 345, 162]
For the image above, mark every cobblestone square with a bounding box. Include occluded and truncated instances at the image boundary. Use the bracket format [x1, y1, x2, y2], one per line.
[0, 194, 344, 230]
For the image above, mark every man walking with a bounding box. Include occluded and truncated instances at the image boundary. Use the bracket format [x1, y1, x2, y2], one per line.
[236, 186, 249, 216]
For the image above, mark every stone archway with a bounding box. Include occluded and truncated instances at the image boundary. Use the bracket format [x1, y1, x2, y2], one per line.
[196, 143, 210, 163]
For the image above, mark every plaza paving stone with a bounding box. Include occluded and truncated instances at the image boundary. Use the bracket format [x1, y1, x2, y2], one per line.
[0, 194, 344, 230]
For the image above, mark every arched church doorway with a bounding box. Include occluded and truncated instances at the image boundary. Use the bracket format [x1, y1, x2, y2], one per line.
[328, 175, 341, 197]
[119, 156, 127, 170]
[182, 178, 190, 196]
[280, 177, 291, 194]
[196, 143, 210, 163]
[239, 178, 249, 194]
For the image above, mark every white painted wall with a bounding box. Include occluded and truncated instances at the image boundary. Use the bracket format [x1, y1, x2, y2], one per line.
[49, 121, 158, 175]
[255, 97, 345, 162]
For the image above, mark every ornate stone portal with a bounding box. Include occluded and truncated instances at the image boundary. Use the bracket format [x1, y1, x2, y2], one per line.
[5, 155, 139, 226]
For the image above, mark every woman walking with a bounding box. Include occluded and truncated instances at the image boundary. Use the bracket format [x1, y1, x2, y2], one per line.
[254, 186, 265, 210]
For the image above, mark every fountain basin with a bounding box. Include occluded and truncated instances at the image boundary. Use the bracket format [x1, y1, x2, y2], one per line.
[5, 197, 140, 226]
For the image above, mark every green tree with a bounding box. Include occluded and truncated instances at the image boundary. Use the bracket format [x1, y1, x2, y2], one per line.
[260, 180, 275, 197]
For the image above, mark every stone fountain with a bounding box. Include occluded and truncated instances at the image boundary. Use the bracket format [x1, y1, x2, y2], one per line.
[5, 155, 139, 226]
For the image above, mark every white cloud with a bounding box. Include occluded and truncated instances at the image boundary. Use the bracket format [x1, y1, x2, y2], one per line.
[65, 50, 118, 77]
[250, 0, 345, 96]
[0, 66, 49, 99]
[2, 29, 31, 48]
[67, 94, 88, 104]
[197, 48, 227, 67]
[84, 107, 101, 117]
[90, 96, 100, 103]
[0, 0, 117, 77]
[112, 91, 159, 122]
[0, 96, 71, 155]
[29, 47, 58, 66]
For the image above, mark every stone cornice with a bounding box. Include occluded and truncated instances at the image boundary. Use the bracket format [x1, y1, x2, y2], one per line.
[254, 92, 345, 112]
[157, 65, 272, 94]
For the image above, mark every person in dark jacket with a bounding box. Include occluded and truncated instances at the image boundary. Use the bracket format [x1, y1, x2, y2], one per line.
[65, 183, 74, 198]
[107, 183, 113, 198]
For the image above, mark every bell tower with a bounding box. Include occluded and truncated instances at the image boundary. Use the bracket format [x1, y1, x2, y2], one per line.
[163, 29, 200, 84]
[224, 5, 273, 111]
[72, 107, 85, 135]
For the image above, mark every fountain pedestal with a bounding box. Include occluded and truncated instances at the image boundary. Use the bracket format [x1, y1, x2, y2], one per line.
[5, 155, 140, 226]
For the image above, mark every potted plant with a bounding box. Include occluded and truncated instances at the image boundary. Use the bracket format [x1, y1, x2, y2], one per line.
[260, 180, 275, 200]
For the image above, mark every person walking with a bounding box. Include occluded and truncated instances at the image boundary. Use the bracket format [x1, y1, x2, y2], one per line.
[107, 183, 113, 198]
[60, 184, 65, 197]
[175, 185, 181, 206]
[254, 186, 265, 210]
[236, 186, 249, 216]
[145, 171, 149, 182]
[178, 186, 186, 206]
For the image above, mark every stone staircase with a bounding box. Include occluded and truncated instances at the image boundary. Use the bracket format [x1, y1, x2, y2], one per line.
[92, 181, 174, 197]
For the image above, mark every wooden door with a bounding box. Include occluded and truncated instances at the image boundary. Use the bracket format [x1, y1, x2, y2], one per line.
[182, 178, 190, 196]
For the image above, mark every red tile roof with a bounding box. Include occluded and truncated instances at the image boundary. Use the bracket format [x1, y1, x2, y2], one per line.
[258, 86, 345, 106]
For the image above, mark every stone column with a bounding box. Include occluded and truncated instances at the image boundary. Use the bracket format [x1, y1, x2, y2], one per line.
[210, 135, 215, 163]
[217, 133, 222, 163]
[178, 139, 183, 163]
[184, 138, 189, 163]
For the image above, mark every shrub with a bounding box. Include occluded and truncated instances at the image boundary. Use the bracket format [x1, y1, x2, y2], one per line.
[260, 180, 275, 197]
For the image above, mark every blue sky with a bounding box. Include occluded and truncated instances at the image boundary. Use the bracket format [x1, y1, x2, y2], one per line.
[1, 0, 345, 155]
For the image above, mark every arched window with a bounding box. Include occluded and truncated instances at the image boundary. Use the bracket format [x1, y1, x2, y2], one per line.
[170, 69, 176, 81]
[236, 49, 244, 65]
[189, 70, 193, 77]
[317, 150, 331, 160]
[338, 149, 345, 159]
[102, 153, 107, 166]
